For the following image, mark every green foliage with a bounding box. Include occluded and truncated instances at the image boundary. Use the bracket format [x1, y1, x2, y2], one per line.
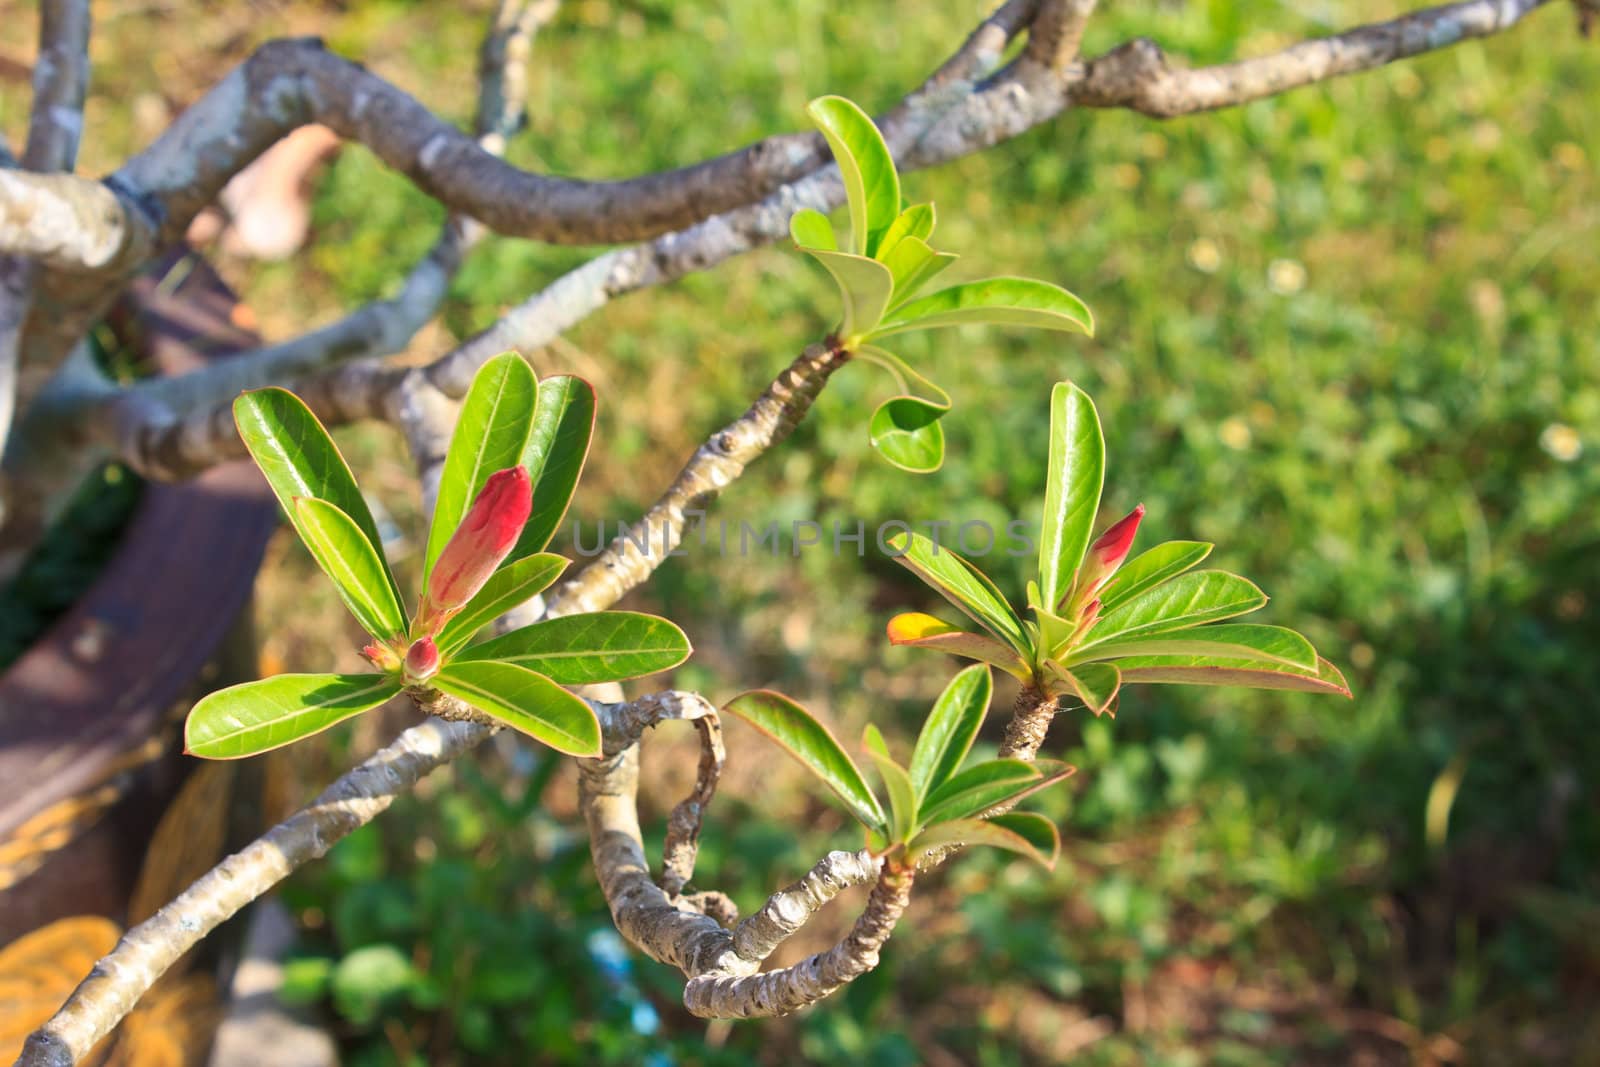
[889, 380, 1348, 715]
[792, 96, 1092, 471]
[726, 670, 1074, 867]
[183, 356, 687, 759]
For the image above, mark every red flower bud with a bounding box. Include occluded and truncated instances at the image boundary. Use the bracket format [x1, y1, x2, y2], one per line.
[404, 636, 441, 685]
[1090, 504, 1145, 572]
[421, 466, 532, 629]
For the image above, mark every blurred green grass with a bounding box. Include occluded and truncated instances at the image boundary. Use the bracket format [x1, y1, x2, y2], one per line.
[18, 0, 1598, 1061]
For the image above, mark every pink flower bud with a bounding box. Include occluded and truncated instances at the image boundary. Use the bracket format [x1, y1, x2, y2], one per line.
[1063, 504, 1145, 611]
[1090, 504, 1145, 572]
[1079, 597, 1101, 628]
[361, 642, 402, 672]
[404, 636, 441, 685]
[421, 466, 532, 628]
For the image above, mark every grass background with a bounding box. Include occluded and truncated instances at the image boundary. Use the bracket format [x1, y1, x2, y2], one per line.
[5, 0, 1597, 1062]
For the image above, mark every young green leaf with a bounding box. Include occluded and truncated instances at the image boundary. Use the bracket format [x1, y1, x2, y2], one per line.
[185, 673, 401, 759]
[919, 759, 1074, 826]
[863, 725, 918, 845]
[790, 208, 837, 251]
[723, 691, 886, 830]
[803, 248, 894, 341]
[434, 553, 569, 656]
[1076, 570, 1267, 649]
[432, 660, 601, 755]
[1064, 623, 1317, 671]
[869, 396, 946, 473]
[908, 664, 992, 799]
[1049, 661, 1121, 715]
[234, 388, 402, 611]
[879, 235, 957, 308]
[887, 530, 1031, 657]
[806, 96, 900, 256]
[873, 277, 1093, 338]
[293, 498, 409, 640]
[910, 811, 1059, 869]
[1038, 382, 1106, 612]
[1117, 654, 1352, 697]
[424, 353, 537, 584]
[854, 346, 951, 411]
[1096, 540, 1213, 614]
[455, 611, 690, 684]
[886, 613, 1031, 679]
[876, 203, 936, 254]
[515, 375, 596, 560]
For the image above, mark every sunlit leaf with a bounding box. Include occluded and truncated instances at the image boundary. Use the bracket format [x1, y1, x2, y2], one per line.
[515, 375, 596, 558]
[292, 498, 408, 640]
[803, 248, 895, 340]
[886, 612, 1031, 679]
[919, 758, 1074, 825]
[185, 674, 400, 759]
[1038, 382, 1105, 612]
[864, 725, 918, 845]
[887, 530, 1031, 657]
[1048, 660, 1121, 715]
[234, 388, 402, 611]
[456, 611, 690, 684]
[908, 664, 992, 799]
[425, 353, 536, 584]
[880, 234, 957, 307]
[1096, 540, 1214, 614]
[876, 202, 936, 254]
[1077, 570, 1267, 649]
[432, 660, 601, 755]
[435, 553, 569, 656]
[724, 690, 886, 830]
[911, 812, 1060, 869]
[869, 395, 946, 472]
[874, 277, 1093, 338]
[790, 208, 837, 251]
[1117, 654, 1352, 697]
[1066, 623, 1317, 670]
[807, 95, 900, 256]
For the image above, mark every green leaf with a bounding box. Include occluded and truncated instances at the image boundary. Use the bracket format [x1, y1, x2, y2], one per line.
[433, 660, 601, 755]
[918, 758, 1062, 826]
[863, 725, 918, 845]
[185, 673, 400, 759]
[515, 375, 596, 558]
[1117, 654, 1352, 697]
[910, 812, 1060, 869]
[424, 353, 537, 585]
[885, 612, 1031, 679]
[1048, 661, 1121, 715]
[434, 553, 569, 656]
[1038, 382, 1106, 612]
[1065, 623, 1317, 670]
[874, 277, 1094, 338]
[803, 248, 895, 341]
[869, 396, 946, 473]
[1028, 581, 1082, 661]
[293, 498, 409, 640]
[1097, 541, 1214, 614]
[887, 530, 1031, 658]
[234, 388, 402, 611]
[908, 664, 992, 799]
[876, 203, 935, 254]
[806, 95, 900, 256]
[455, 611, 690, 684]
[1077, 570, 1268, 650]
[724, 690, 886, 830]
[879, 235, 957, 308]
[789, 208, 837, 251]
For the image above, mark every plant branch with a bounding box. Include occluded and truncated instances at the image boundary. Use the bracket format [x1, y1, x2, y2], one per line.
[23, 0, 91, 173]
[1073, 0, 1557, 118]
[545, 342, 850, 616]
[1025, 0, 1100, 71]
[730, 848, 881, 965]
[999, 684, 1062, 761]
